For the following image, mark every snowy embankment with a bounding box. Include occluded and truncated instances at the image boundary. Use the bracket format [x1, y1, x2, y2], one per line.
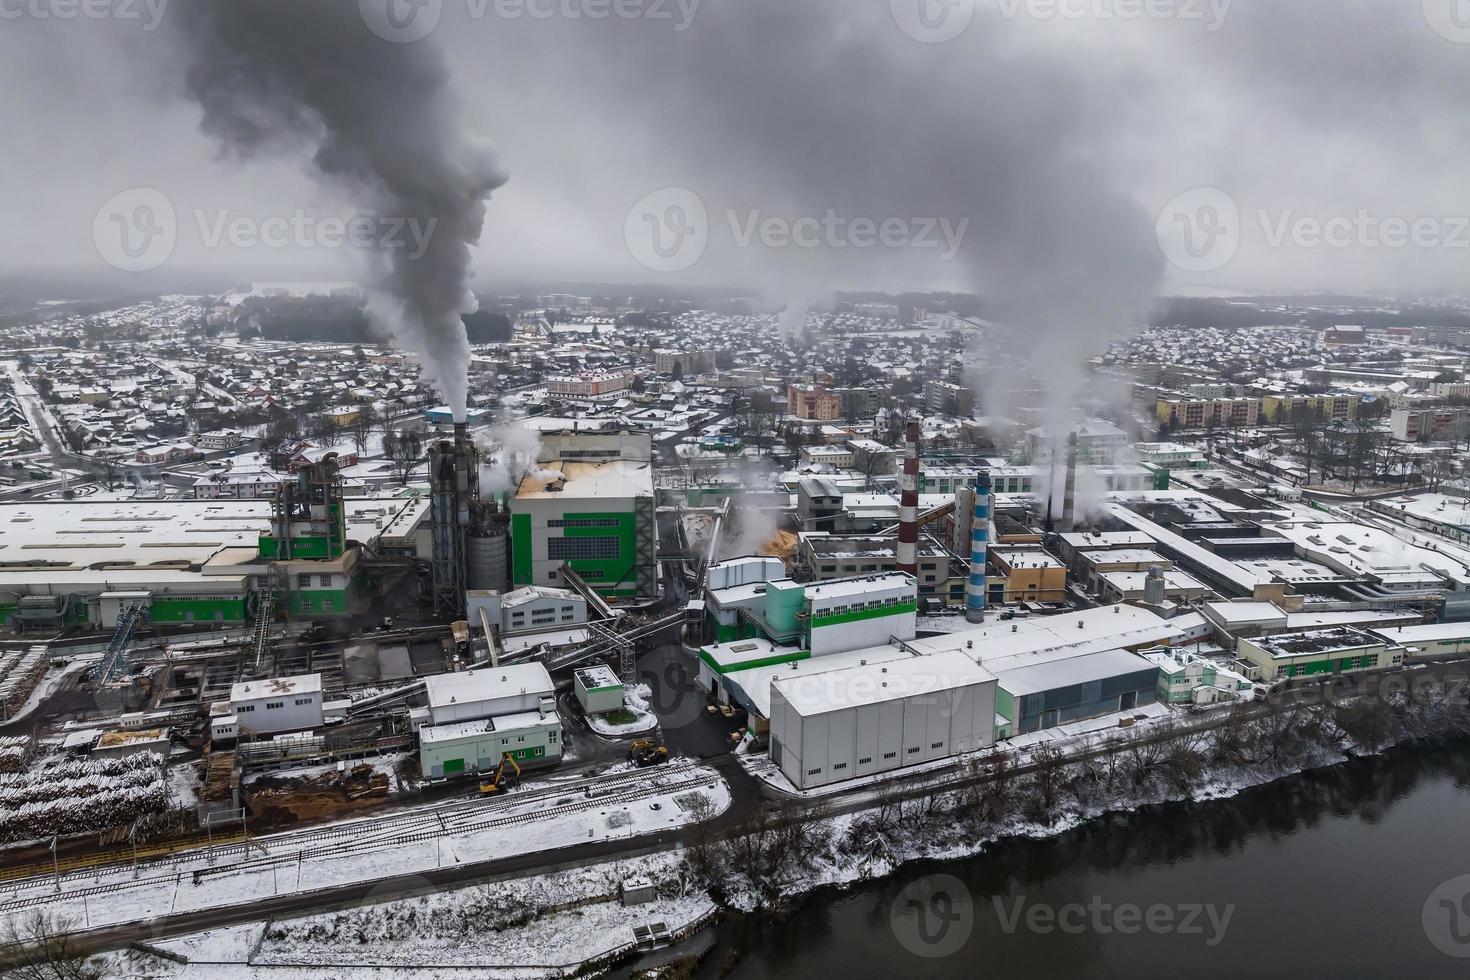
[131, 855, 715, 978]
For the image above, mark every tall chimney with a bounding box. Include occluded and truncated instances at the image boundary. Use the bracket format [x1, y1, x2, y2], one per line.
[1061, 432, 1079, 533]
[966, 470, 991, 623]
[897, 418, 920, 577]
[454, 421, 469, 445]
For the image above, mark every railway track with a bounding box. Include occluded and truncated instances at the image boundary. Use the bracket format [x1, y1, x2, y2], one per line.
[0, 760, 711, 907]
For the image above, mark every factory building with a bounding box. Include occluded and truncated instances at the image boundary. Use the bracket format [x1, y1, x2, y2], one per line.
[988, 548, 1067, 605]
[416, 663, 561, 778]
[0, 491, 432, 632]
[510, 430, 658, 600]
[227, 674, 324, 737]
[1143, 647, 1252, 705]
[768, 650, 998, 790]
[798, 534, 960, 599]
[699, 567, 916, 654]
[467, 586, 587, 635]
[1236, 627, 1404, 682]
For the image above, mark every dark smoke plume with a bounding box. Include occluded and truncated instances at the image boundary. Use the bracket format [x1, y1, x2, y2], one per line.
[176, 1, 504, 419]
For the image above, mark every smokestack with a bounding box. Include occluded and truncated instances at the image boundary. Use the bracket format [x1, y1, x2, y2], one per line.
[1061, 432, 1079, 533]
[966, 470, 991, 624]
[454, 421, 469, 446]
[897, 419, 920, 577]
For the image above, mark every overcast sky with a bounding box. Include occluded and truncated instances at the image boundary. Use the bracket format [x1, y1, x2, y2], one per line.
[3, 0, 1469, 308]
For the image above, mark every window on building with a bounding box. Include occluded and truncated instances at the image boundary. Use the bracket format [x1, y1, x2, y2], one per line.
[930, 741, 943, 749]
[548, 517, 620, 528]
[859, 757, 872, 765]
[266, 701, 283, 710]
[807, 768, 822, 776]
[297, 574, 311, 588]
[548, 536, 620, 561]
[883, 751, 897, 760]
[295, 697, 312, 705]
[238, 705, 253, 712]
[833, 762, 847, 771]
[907, 747, 920, 754]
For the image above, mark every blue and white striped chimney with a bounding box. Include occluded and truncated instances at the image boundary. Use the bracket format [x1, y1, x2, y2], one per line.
[966, 471, 991, 623]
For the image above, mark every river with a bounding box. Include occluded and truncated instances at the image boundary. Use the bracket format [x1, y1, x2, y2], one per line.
[673, 744, 1470, 979]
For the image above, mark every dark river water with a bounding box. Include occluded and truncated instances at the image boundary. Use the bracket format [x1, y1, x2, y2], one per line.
[680, 744, 1470, 980]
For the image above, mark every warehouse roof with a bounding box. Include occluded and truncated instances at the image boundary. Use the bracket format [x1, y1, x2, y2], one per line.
[425, 663, 554, 708]
[772, 649, 995, 717]
[803, 573, 913, 601]
[418, 709, 555, 745]
[995, 647, 1155, 698]
[1368, 621, 1470, 644]
[910, 604, 1185, 666]
[231, 673, 322, 703]
[1249, 627, 1383, 660]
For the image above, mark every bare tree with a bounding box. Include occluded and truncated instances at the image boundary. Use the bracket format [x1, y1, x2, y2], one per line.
[348, 402, 379, 456]
[384, 425, 424, 485]
[0, 910, 103, 980]
[1026, 742, 1068, 816]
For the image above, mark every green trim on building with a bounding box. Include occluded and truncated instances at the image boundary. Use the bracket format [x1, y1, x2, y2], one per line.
[808, 600, 918, 630]
[284, 588, 353, 618]
[512, 513, 533, 585]
[712, 620, 758, 644]
[149, 596, 249, 624]
[258, 534, 334, 560]
[699, 647, 810, 675]
[0, 603, 15, 627]
[995, 687, 1014, 724]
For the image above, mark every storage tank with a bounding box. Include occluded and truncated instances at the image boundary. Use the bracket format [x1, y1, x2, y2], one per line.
[465, 527, 509, 593]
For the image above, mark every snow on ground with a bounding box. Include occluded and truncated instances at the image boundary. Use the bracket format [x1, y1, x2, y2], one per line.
[0, 762, 730, 934]
[2, 660, 86, 727]
[586, 684, 659, 737]
[139, 851, 714, 978]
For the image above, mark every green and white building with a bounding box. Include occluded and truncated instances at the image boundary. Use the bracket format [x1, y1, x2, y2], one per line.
[415, 663, 562, 779]
[1237, 627, 1403, 682]
[510, 430, 657, 600]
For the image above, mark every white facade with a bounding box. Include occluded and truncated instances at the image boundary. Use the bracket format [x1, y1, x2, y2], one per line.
[229, 674, 324, 736]
[769, 650, 997, 790]
[467, 586, 587, 634]
[802, 574, 917, 657]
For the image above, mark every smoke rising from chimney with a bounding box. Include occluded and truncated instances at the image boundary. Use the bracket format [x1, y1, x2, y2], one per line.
[175, 0, 505, 421]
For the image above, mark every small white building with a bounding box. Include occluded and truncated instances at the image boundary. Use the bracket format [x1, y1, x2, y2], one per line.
[574, 664, 625, 715]
[229, 674, 323, 736]
[467, 586, 587, 635]
[1144, 647, 1251, 705]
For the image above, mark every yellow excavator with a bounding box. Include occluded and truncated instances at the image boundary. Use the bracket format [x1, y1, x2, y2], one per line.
[629, 738, 669, 767]
[478, 753, 522, 794]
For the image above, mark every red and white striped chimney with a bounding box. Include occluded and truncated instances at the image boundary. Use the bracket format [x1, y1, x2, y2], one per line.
[897, 418, 920, 577]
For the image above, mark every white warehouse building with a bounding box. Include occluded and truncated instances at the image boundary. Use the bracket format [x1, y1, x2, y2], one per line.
[416, 663, 562, 779]
[228, 674, 323, 737]
[768, 650, 997, 790]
